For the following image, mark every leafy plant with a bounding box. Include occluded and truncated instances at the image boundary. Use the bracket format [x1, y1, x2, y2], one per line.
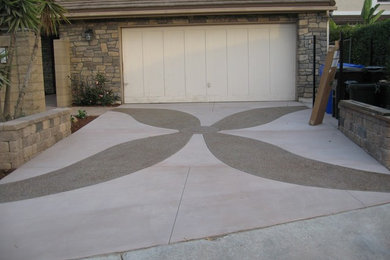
[71, 73, 119, 106]
[329, 19, 356, 43]
[76, 109, 87, 119]
[0, 0, 69, 120]
[361, 0, 384, 25]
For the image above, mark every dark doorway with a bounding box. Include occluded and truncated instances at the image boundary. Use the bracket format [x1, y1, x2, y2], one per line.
[41, 35, 59, 107]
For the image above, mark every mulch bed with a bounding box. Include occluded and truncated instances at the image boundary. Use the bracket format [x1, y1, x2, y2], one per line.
[71, 116, 98, 133]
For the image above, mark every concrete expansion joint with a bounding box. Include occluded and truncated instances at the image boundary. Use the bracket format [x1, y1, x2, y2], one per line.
[169, 167, 191, 244]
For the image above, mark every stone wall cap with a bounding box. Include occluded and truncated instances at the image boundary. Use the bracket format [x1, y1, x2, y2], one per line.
[0, 108, 71, 131]
[339, 100, 390, 116]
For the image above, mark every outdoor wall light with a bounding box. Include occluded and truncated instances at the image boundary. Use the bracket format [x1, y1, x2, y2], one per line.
[85, 29, 93, 41]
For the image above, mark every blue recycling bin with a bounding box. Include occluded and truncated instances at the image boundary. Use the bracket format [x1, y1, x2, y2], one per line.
[319, 63, 365, 114]
[319, 65, 333, 114]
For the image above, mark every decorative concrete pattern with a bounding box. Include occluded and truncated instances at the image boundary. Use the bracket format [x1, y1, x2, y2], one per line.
[0, 132, 192, 203]
[1, 105, 389, 203]
[1, 102, 390, 260]
[205, 133, 390, 192]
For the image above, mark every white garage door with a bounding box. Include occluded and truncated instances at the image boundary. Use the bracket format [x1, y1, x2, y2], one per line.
[122, 24, 296, 103]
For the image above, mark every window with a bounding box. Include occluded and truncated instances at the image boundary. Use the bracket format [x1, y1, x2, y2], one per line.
[0, 47, 7, 64]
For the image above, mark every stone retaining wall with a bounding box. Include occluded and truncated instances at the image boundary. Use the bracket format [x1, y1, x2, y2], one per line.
[0, 108, 71, 171]
[339, 100, 390, 170]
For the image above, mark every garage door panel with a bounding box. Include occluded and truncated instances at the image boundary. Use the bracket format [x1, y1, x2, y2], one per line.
[227, 29, 249, 97]
[122, 24, 296, 103]
[270, 25, 296, 100]
[164, 30, 186, 98]
[143, 31, 165, 97]
[185, 30, 207, 98]
[249, 28, 270, 99]
[206, 30, 228, 98]
[123, 30, 144, 100]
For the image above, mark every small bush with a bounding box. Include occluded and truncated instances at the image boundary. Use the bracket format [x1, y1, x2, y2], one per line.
[76, 109, 87, 119]
[71, 73, 119, 106]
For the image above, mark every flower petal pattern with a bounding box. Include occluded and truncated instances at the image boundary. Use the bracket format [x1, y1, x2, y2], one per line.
[211, 106, 307, 131]
[2, 105, 388, 203]
[0, 132, 192, 203]
[204, 132, 390, 192]
[114, 108, 201, 130]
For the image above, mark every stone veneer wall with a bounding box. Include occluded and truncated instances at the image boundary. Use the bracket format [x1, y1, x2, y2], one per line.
[339, 100, 390, 170]
[0, 108, 71, 171]
[297, 13, 328, 98]
[59, 13, 328, 101]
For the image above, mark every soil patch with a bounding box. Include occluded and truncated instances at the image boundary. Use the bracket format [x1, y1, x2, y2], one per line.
[0, 169, 14, 180]
[71, 116, 98, 133]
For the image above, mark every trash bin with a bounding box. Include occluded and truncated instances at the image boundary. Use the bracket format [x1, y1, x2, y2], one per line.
[348, 83, 380, 106]
[325, 89, 333, 114]
[335, 64, 366, 104]
[366, 66, 385, 83]
[379, 83, 390, 109]
[318, 64, 333, 114]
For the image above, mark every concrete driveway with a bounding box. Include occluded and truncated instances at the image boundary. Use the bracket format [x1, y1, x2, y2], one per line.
[1, 102, 389, 260]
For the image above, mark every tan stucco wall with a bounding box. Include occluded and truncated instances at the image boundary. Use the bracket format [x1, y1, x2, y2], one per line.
[54, 39, 72, 107]
[335, 0, 390, 12]
[0, 32, 46, 119]
[335, 0, 365, 12]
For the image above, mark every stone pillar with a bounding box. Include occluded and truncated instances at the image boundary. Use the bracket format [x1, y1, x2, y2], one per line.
[297, 12, 329, 99]
[1, 32, 46, 119]
[1, 32, 46, 118]
[54, 39, 72, 107]
[0, 35, 11, 115]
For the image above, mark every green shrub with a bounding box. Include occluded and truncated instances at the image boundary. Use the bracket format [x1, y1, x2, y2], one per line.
[329, 19, 356, 43]
[330, 19, 390, 67]
[71, 73, 119, 106]
[350, 19, 390, 66]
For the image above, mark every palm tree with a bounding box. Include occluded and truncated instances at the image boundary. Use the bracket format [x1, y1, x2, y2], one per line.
[0, 0, 40, 120]
[361, 0, 385, 25]
[0, 0, 69, 120]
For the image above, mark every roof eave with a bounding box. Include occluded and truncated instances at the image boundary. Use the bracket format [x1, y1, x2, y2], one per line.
[65, 6, 337, 20]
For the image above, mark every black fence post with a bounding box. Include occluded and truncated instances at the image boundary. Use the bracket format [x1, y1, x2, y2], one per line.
[370, 37, 373, 66]
[336, 33, 344, 120]
[312, 35, 316, 106]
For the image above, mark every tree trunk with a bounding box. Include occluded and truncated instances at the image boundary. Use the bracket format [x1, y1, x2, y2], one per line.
[0, 91, 4, 122]
[3, 33, 16, 120]
[14, 32, 40, 118]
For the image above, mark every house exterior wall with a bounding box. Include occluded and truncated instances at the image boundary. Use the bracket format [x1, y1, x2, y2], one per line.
[59, 13, 329, 102]
[297, 13, 329, 98]
[335, 0, 365, 12]
[333, 0, 390, 23]
[335, 0, 390, 12]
